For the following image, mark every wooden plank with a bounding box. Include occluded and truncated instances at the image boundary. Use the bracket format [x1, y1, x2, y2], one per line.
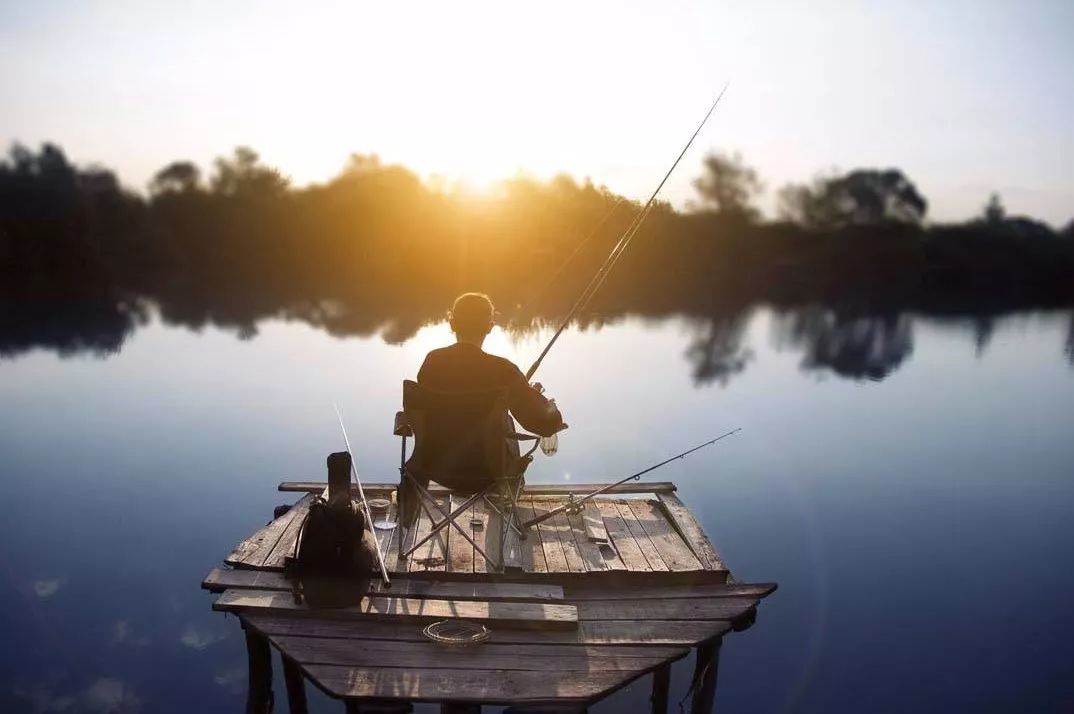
[263, 499, 311, 569]
[203, 567, 566, 601]
[246, 614, 730, 647]
[409, 496, 449, 573]
[226, 495, 312, 569]
[473, 498, 500, 574]
[613, 501, 669, 572]
[447, 495, 475, 574]
[627, 500, 702, 572]
[216, 590, 578, 629]
[551, 509, 586, 573]
[280, 482, 678, 496]
[501, 499, 524, 572]
[374, 502, 403, 574]
[566, 511, 607, 573]
[516, 501, 546, 573]
[656, 493, 728, 574]
[576, 597, 755, 622]
[275, 636, 682, 672]
[306, 665, 634, 704]
[594, 500, 648, 572]
[530, 501, 569, 573]
[565, 582, 777, 601]
[582, 502, 608, 543]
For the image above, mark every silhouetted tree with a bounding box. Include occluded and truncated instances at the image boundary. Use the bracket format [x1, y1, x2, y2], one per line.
[692, 152, 762, 221]
[150, 161, 202, 195]
[982, 193, 1005, 224]
[210, 147, 288, 197]
[779, 169, 927, 228]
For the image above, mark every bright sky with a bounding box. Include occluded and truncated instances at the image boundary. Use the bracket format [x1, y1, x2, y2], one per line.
[2, 0, 1073, 225]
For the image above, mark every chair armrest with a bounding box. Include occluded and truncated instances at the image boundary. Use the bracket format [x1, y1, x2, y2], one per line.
[506, 431, 540, 441]
[394, 411, 413, 437]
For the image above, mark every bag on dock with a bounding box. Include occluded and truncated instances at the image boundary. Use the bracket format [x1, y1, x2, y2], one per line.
[285, 495, 374, 607]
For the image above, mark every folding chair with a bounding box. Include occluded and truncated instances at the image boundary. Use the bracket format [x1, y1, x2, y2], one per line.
[393, 379, 540, 571]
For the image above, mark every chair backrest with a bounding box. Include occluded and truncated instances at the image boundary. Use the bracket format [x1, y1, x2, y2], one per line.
[402, 379, 510, 493]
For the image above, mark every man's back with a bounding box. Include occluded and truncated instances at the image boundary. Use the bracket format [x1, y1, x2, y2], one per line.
[417, 342, 561, 437]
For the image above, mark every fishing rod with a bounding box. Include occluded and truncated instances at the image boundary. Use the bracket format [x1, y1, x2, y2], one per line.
[519, 427, 741, 529]
[333, 404, 392, 588]
[525, 83, 730, 381]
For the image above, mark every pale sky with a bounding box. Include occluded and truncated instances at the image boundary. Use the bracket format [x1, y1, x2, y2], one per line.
[2, 0, 1073, 225]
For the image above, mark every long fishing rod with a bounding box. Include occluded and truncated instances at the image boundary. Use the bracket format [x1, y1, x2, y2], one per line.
[519, 427, 741, 529]
[525, 83, 730, 381]
[333, 404, 392, 588]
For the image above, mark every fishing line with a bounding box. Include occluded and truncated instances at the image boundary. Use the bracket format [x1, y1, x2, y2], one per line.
[333, 403, 392, 587]
[525, 82, 730, 381]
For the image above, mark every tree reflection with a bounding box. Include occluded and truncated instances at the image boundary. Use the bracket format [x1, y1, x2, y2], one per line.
[774, 308, 914, 381]
[684, 311, 754, 386]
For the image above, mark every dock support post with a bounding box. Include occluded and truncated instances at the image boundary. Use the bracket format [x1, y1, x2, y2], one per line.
[689, 638, 722, 714]
[243, 626, 274, 714]
[651, 662, 671, 714]
[440, 704, 480, 713]
[282, 656, 308, 714]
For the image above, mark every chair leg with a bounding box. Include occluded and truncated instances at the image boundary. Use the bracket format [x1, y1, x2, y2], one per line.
[401, 477, 496, 568]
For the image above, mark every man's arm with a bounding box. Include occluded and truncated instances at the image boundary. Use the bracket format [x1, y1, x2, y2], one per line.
[506, 365, 564, 437]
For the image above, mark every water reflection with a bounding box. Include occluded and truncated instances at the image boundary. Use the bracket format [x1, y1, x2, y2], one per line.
[2, 291, 1072, 384]
[772, 309, 914, 381]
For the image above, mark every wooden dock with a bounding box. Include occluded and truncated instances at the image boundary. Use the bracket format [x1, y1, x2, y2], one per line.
[203, 480, 776, 713]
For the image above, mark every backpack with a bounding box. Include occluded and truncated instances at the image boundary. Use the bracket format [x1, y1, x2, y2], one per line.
[286, 496, 374, 607]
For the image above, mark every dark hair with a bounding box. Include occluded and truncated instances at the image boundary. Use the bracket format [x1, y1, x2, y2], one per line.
[449, 292, 494, 339]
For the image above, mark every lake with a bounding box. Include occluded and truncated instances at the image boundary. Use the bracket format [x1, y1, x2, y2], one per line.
[1, 307, 1073, 713]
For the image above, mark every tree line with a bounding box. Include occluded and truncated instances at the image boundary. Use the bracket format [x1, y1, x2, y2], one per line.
[1, 142, 1072, 360]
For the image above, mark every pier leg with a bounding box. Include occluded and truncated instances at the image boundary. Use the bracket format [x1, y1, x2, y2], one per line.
[689, 639, 722, 714]
[650, 662, 671, 714]
[282, 656, 308, 714]
[244, 626, 274, 714]
[440, 704, 480, 713]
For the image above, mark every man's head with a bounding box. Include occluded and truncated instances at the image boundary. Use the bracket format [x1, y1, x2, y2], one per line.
[449, 292, 495, 344]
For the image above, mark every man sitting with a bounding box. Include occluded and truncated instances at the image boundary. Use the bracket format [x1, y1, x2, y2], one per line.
[417, 292, 564, 437]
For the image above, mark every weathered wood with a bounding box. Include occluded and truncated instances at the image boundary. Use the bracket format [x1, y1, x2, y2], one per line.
[581, 502, 608, 543]
[215, 590, 579, 629]
[448, 495, 476, 574]
[650, 662, 671, 714]
[375, 502, 403, 571]
[227, 494, 312, 569]
[516, 501, 547, 573]
[473, 498, 500, 574]
[613, 501, 669, 572]
[656, 493, 728, 574]
[575, 597, 756, 622]
[501, 499, 525, 572]
[551, 510, 586, 573]
[306, 665, 635, 703]
[263, 498, 308, 570]
[627, 500, 703, 572]
[244, 626, 273, 714]
[281, 655, 308, 714]
[567, 511, 607, 573]
[246, 615, 730, 647]
[594, 500, 649, 572]
[280, 482, 678, 496]
[273, 636, 682, 672]
[204, 566, 566, 600]
[530, 501, 569, 573]
[689, 639, 722, 714]
[565, 582, 777, 601]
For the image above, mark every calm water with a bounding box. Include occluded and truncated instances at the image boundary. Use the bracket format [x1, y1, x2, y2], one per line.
[2, 308, 1073, 713]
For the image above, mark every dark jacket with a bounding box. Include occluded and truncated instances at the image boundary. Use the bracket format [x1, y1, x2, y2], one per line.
[417, 342, 563, 437]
